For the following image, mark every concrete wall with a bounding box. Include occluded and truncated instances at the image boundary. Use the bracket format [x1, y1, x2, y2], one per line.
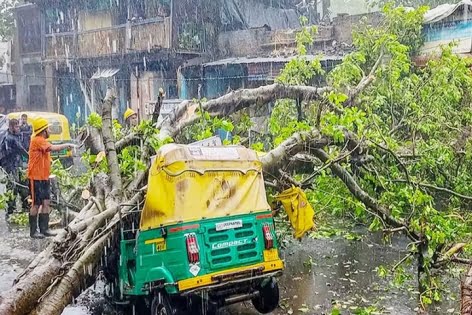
[332, 12, 383, 45]
[44, 64, 56, 112]
[78, 10, 113, 31]
[329, 0, 379, 17]
[15, 61, 46, 111]
[217, 15, 388, 58]
[218, 28, 270, 58]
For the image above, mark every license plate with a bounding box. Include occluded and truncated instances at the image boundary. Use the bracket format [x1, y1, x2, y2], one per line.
[145, 238, 167, 251]
[215, 219, 243, 231]
[263, 249, 279, 262]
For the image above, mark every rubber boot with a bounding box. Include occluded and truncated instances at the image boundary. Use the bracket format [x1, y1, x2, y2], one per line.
[29, 215, 45, 239]
[6, 198, 14, 215]
[39, 213, 57, 237]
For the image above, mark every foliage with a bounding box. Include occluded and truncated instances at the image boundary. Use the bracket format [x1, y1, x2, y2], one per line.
[266, 5, 472, 309]
[7, 212, 28, 226]
[183, 102, 236, 144]
[51, 159, 93, 194]
[112, 119, 123, 140]
[0, 189, 12, 211]
[0, 0, 18, 42]
[276, 17, 324, 86]
[137, 119, 174, 152]
[368, 0, 446, 9]
[86, 113, 102, 129]
[118, 147, 147, 180]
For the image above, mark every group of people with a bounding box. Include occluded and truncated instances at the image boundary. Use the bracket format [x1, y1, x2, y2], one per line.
[0, 114, 74, 239]
[0, 108, 138, 239]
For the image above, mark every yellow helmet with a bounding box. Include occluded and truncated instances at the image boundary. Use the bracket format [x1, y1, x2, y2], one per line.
[124, 108, 136, 121]
[32, 117, 49, 136]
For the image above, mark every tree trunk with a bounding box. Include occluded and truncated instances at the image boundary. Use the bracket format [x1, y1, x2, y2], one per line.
[0, 254, 61, 315]
[0, 80, 464, 315]
[0, 90, 128, 315]
[462, 265, 472, 315]
[158, 83, 329, 140]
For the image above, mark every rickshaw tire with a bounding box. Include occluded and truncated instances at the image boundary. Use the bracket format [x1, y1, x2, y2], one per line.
[151, 291, 175, 315]
[251, 278, 280, 314]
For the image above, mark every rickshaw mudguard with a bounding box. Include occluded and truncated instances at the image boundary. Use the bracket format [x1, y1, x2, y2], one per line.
[144, 266, 178, 294]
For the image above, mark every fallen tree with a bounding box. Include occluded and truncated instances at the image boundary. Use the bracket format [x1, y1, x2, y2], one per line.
[0, 5, 471, 315]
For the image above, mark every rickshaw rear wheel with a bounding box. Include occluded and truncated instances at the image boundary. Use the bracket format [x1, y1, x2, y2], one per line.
[251, 278, 280, 314]
[151, 292, 175, 315]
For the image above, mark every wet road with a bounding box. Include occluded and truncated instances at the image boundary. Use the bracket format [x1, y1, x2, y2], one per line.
[0, 214, 47, 293]
[0, 215, 459, 315]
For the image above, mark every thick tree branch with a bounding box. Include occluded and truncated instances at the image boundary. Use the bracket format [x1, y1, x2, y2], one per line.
[346, 51, 383, 107]
[159, 84, 330, 139]
[78, 126, 104, 154]
[311, 148, 418, 240]
[101, 89, 122, 200]
[462, 265, 472, 315]
[116, 133, 141, 151]
[261, 128, 328, 174]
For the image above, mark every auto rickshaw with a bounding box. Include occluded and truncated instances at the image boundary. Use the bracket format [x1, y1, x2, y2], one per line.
[7, 112, 74, 167]
[112, 144, 284, 314]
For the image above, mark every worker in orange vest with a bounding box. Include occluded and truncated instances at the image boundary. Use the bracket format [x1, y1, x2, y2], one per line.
[27, 117, 75, 238]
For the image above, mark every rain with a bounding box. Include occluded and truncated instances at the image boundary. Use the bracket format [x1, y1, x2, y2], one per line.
[0, 0, 470, 314]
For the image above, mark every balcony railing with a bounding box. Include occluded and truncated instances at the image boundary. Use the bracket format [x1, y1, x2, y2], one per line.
[78, 27, 126, 57]
[130, 18, 171, 52]
[44, 17, 175, 60]
[45, 32, 75, 59]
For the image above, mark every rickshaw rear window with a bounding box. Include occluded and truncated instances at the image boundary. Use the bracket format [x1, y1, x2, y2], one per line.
[49, 123, 62, 135]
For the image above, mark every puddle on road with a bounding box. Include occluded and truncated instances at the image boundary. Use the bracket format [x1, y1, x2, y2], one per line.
[0, 213, 460, 315]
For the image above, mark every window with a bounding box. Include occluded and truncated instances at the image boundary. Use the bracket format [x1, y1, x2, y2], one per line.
[29, 85, 46, 110]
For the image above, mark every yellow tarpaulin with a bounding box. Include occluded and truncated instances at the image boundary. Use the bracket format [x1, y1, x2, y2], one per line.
[140, 144, 270, 230]
[275, 186, 315, 239]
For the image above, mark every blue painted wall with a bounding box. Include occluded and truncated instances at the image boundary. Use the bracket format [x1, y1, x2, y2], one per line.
[58, 77, 86, 128]
[423, 20, 472, 42]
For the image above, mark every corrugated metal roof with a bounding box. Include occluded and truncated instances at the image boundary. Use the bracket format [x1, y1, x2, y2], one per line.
[201, 55, 343, 67]
[91, 68, 120, 79]
[424, 0, 472, 24]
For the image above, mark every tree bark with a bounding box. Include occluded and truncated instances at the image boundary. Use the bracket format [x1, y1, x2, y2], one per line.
[101, 88, 122, 200]
[462, 265, 472, 315]
[158, 83, 329, 140]
[260, 128, 328, 174]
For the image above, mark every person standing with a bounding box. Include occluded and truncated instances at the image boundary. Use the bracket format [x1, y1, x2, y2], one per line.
[0, 119, 28, 215]
[123, 108, 139, 129]
[27, 117, 75, 239]
[19, 114, 32, 153]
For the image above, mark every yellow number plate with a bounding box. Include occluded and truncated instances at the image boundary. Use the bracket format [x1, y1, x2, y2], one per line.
[145, 238, 167, 252]
[263, 249, 279, 262]
[155, 240, 166, 251]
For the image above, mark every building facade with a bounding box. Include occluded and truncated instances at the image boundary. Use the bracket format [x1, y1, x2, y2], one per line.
[14, 0, 217, 124]
[12, 0, 384, 125]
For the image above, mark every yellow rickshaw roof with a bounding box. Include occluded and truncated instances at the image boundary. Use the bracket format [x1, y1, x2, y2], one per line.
[140, 144, 270, 230]
[7, 111, 69, 122]
[7, 111, 71, 141]
[156, 143, 262, 170]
